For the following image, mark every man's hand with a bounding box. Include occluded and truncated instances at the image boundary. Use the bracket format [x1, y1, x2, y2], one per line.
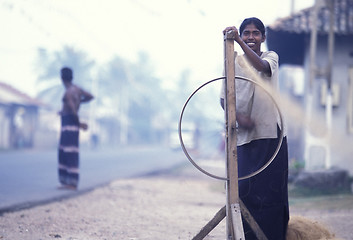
[237, 114, 255, 130]
[223, 26, 241, 42]
[80, 122, 88, 131]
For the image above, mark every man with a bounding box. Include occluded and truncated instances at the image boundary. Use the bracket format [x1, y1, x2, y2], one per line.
[58, 67, 94, 190]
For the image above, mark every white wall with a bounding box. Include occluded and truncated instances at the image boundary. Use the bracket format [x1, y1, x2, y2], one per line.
[303, 35, 353, 174]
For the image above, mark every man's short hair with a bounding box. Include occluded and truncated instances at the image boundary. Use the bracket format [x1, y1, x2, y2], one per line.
[61, 67, 73, 82]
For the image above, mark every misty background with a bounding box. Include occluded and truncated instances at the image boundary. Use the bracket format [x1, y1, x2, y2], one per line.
[0, 0, 314, 152]
[1, 2, 353, 239]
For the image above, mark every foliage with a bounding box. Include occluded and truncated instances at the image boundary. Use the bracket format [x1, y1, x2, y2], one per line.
[34, 46, 219, 145]
[35, 46, 95, 110]
[289, 158, 305, 171]
[35, 47, 172, 145]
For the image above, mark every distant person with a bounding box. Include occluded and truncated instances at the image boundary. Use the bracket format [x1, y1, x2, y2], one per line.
[58, 67, 94, 190]
[90, 133, 99, 149]
[221, 18, 289, 239]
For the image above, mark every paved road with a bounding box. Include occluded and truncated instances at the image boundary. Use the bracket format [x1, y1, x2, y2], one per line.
[0, 145, 186, 213]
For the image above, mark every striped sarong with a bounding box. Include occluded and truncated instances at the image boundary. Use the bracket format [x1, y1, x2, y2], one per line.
[58, 114, 79, 187]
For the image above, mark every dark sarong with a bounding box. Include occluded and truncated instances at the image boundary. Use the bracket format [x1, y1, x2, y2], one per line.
[238, 127, 289, 240]
[58, 114, 79, 187]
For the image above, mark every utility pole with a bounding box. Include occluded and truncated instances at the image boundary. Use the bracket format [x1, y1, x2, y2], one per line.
[290, 0, 295, 14]
[305, 0, 334, 169]
[304, 0, 320, 169]
[325, 0, 335, 169]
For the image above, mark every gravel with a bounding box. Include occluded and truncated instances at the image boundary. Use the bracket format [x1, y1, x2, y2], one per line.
[0, 168, 352, 239]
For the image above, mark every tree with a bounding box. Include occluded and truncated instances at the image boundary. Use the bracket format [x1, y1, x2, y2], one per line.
[35, 46, 95, 110]
[95, 52, 168, 145]
[35, 47, 171, 146]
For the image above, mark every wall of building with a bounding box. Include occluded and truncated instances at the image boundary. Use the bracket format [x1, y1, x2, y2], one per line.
[0, 106, 10, 149]
[303, 35, 353, 174]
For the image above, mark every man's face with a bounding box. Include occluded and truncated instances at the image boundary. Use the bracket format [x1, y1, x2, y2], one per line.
[240, 23, 265, 55]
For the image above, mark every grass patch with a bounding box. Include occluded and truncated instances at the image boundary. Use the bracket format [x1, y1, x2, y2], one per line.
[288, 183, 352, 198]
[289, 194, 353, 211]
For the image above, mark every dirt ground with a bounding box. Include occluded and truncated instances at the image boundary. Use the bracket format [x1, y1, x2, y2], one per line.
[0, 166, 352, 240]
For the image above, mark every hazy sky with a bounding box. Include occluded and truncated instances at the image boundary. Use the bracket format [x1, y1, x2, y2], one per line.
[0, 0, 314, 96]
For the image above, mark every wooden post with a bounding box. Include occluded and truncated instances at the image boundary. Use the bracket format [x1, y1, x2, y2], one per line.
[224, 30, 245, 240]
[192, 206, 226, 240]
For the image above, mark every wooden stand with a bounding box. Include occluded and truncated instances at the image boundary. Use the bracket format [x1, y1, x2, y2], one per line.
[192, 31, 268, 240]
[223, 30, 244, 240]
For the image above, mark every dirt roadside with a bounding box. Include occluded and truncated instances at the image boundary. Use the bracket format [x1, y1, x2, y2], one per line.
[0, 164, 352, 240]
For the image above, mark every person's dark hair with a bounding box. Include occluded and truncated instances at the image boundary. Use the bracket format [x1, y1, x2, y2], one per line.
[239, 17, 266, 36]
[61, 67, 73, 82]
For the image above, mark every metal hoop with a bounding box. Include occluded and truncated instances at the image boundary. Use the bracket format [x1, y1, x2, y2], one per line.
[178, 76, 284, 181]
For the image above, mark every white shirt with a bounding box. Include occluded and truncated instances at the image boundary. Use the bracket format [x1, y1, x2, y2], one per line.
[220, 51, 286, 146]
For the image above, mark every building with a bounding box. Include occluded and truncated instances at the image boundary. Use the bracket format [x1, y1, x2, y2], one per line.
[266, 0, 353, 173]
[0, 82, 44, 149]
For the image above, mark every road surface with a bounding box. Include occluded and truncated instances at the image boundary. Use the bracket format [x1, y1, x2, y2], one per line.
[0, 145, 186, 213]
